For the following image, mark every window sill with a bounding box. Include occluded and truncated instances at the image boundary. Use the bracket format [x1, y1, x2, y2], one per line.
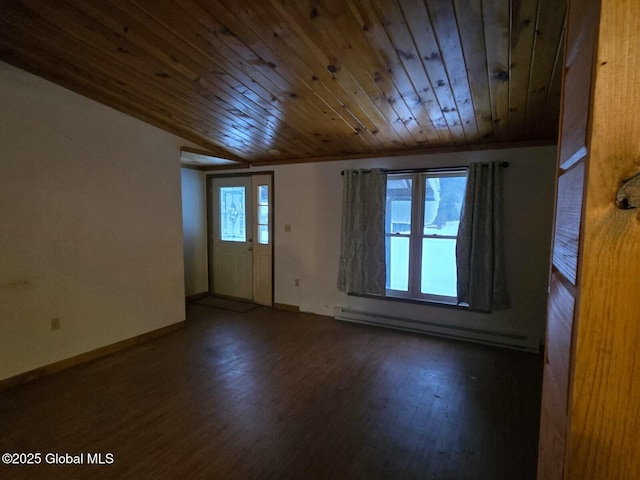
[347, 292, 470, 311]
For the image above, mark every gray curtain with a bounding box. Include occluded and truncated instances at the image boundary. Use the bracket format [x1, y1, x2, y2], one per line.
[456, 162, 510, 312]
[337, 169, 387, 295]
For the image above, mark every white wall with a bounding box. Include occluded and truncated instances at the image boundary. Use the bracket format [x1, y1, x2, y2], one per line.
[181, 168, 208, 296]
[0, 61, 187, 380]
[204, 145, 557, 339]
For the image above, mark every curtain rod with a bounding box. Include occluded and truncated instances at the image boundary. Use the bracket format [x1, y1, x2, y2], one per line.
[340, 162, 508, 175]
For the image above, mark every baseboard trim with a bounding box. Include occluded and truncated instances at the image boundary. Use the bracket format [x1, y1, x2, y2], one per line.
[273, 303, 300, 312]
[186, 291, 209, 302]
[0, 321, 186, 392]
[334, 307, 540, 353]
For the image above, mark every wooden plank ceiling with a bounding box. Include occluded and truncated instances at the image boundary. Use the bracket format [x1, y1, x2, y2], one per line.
[0, 0, 566, 166]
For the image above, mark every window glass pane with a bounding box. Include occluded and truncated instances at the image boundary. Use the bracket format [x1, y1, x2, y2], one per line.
[220, 186, 246, 242]
[424, 175, 467, 235]
[258, 185, 269, 205]
[258, 225, 269, 245]
[386, 177, 412, 234]
[386, 236, 409, 291]
[258, 205, 269, 225]
[421, 238, 457, 297]
[257, 185, 269, 245]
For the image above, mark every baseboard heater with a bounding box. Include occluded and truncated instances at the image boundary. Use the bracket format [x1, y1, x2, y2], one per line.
[334, 307, 540, 353]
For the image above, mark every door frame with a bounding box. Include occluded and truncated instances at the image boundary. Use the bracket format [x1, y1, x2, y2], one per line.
[206, 171, 275, 303]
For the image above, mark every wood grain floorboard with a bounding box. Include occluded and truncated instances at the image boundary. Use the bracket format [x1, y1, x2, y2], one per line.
[0, 305, 542, 479]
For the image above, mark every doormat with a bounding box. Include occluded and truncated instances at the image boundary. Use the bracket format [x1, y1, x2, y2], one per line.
[194, 295, 260, 313]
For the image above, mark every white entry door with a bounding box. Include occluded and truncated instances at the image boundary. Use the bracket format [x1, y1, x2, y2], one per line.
[210, 175, 272, 305]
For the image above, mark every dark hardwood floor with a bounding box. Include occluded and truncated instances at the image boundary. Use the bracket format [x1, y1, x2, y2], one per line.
[0, 304, 543, 479]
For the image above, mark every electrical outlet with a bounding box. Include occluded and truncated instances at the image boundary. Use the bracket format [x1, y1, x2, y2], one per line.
[51, 317, 60, 331]
[284, 224, 292, 233]
[294, 279, 300, 287]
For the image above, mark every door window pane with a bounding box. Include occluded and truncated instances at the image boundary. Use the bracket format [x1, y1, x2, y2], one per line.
[258, 225, 269, 245]
[386, 236, 410, 291]
[258, 206, 269, 225]
[257, 185, 269, 245]
[421, 238, 457, 297]
[220, 186, 246, 242]
[258, 185, 269, 205]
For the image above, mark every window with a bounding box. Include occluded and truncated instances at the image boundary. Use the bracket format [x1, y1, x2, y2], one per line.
[385, 169, 467, 303]
[220, 186, 246, 242]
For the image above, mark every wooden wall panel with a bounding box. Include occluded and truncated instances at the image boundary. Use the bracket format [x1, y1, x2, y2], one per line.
[539, 2, 596, 477]
[558, 0, 599, 169]
[558, 66, 589, 170]
[546, 273, 575, 413]
[567, 0, 640, 477]
[552, 163, 585, 285]
[538, 272, 575, 480]
[538, 364, 568, 480]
